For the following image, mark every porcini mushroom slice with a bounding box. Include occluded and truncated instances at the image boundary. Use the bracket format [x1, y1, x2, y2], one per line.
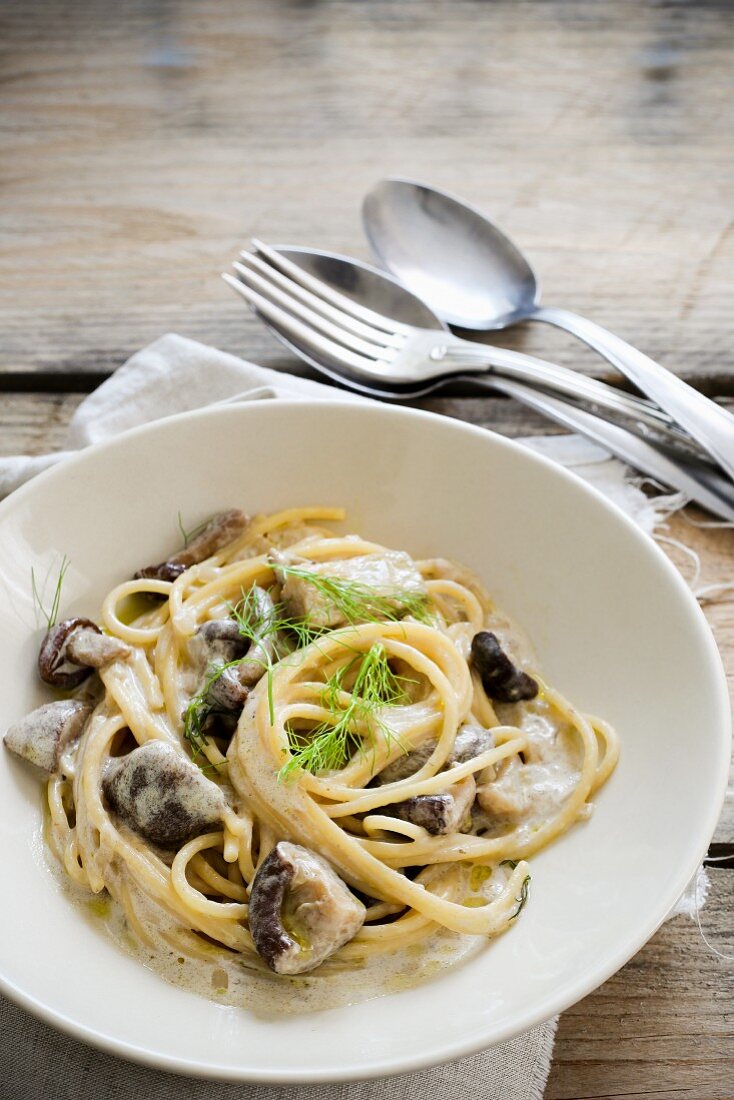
[386, 775, 477, 836]
[66, 629, 130, 668]
[38, 617, 130, 689]
[188, 620, 250, 716]
[102, 741, 225, 849]
[470, 631, 538, 703]
[135, 509, 249, 582]
[135, 562, 187, 583]
[378, 722, 494, 785]
[4, 699, 92, 773]
[249, 841, 365, 975]
[190, 619, 250, 669]
[189, 588, 288, 715]
[204, 666, 249, 713]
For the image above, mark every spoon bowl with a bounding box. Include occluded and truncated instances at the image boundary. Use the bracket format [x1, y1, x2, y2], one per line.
[362, 177, 734, 485]
[363, 178, 539, 330]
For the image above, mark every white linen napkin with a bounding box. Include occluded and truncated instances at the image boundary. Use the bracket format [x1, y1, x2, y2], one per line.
[0, 334, 708, 1099]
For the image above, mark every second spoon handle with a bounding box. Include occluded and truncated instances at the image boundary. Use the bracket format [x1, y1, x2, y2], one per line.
[482, 375, 734, 522]
[532, 305, 734, 482]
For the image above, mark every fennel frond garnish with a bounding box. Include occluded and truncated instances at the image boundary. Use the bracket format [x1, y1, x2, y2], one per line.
[176, 510, 208, 549]
[500, 859, 531, 919]
[31, 554, 70, 630]
[182, 659, 243, 759]
[277, 564, 431, 627]
[279, 642, 409, 781]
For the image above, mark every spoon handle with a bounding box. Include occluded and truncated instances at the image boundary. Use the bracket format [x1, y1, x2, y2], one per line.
[531, 306, 734, 483]
[475, 375, 734, 522]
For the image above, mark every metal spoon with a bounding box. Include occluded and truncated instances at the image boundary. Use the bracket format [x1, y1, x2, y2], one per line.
[363, 178, 734, 483]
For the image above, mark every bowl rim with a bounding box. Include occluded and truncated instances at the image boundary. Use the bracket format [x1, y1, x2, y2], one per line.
[0, 397, 730, 1083]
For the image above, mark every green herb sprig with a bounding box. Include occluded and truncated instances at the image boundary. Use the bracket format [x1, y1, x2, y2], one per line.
[500, 860, 531, 920]
[177, 511, 208, 549]
[279, 642, 409, 781]
[278, 564, 431, 628]
[183, 561, 429, 771]
[31, 555, 70, 630]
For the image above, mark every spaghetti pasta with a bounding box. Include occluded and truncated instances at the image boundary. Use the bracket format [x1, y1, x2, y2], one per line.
[9, 506, 618, 1009]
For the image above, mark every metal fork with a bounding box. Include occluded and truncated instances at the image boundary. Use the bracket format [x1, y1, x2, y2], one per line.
[225, 242, 701, 451]
[222, 242, 734, 520]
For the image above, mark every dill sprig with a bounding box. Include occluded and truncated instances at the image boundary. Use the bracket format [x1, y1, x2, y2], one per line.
[510, 875, 531, 920]
[278, 642, 409, 781]
[500, 860, 531, 920]
[183, 557, 430, 770]
[278, 564, 431, 627]
[230, 587, 313, 652]
[177, 510, 208, 549]
[31, 555, 70, 630]
[228, 588, 301, 725]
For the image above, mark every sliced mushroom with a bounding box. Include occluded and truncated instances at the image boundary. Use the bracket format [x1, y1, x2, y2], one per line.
[452, 722, 495, 763]
[38, 617, 131, 689]
[135, 561, 187, 583]
[102, 740, 225, 849]
[386, 775, 477, 836]
[4, 699, 92, 773]
[378, 722, 494, 785]
[204, 666, 250, 713]
[276, 549, 425, 630]
[189, 587, 290, 717]
[188, 622, 250, 717]
[470, 631, 538, 703]
[189, 618, 250, 669]
[377, 739, 435, 784]
[66, 629, 130, 668]
[249, 841, 365, 975]
[135, 509, 249, 582]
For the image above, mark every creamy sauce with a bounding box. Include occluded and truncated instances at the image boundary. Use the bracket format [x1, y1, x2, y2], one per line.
[50, 853, 487, 1016]
[35, 529, 608, 1016]
[43, 670, 579, 1019]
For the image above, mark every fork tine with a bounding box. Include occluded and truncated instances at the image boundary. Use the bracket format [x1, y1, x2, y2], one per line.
[232, 261, 397, 362]
[237, 252, 403, 350]
[222, 273, 396, 380]
[251, 240, 413, 336]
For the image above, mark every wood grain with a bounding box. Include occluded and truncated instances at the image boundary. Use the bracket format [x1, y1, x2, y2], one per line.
[1, 0, 733, 386]
[547, 867, 734, 1100]
[2, 2, 733, 1094]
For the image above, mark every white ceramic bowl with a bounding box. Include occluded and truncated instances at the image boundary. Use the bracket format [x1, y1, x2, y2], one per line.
[0, 401, 729, 1082]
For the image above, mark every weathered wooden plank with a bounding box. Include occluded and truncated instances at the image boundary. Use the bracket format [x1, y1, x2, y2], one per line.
[1, 0, 733, 385]
[0, 392, 84, 455]
[547, 867, 734, 1100]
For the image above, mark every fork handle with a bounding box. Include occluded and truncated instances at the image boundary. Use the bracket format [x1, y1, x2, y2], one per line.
[530, 305, 734, 482]
[432, 335, 703, 458]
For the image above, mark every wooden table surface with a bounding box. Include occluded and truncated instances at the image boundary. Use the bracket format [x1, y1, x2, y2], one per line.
[1, 2, 732, 1097]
